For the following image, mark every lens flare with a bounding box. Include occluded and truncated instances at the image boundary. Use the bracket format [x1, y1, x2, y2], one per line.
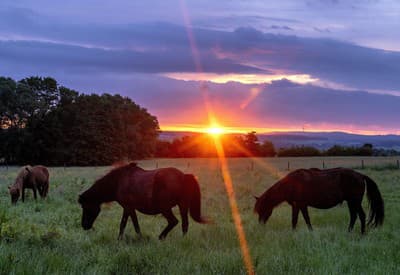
[212, 134, 255, 275]
[180, 1, 255, 273]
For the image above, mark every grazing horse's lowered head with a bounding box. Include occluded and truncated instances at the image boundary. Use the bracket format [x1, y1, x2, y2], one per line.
[254, 184, 281, 224]
[9, 165, 33, 204]
[9, 186, 20, 204]
[78, 194, 101, 230]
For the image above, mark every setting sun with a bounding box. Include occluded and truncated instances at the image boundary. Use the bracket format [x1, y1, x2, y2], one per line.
[206, 126, 224, 136]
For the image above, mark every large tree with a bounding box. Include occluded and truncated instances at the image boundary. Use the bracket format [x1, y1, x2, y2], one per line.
[0, 76, 159, 165]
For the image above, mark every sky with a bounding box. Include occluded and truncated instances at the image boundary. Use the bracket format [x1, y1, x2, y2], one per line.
[1, 0, 400, 134]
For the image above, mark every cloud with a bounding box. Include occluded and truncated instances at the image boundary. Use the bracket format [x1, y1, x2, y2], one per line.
[270, 25, 293, 31]
[1, 6, 400, 92]
[313, 27, 331, 33]
[0, 40, 264, 75]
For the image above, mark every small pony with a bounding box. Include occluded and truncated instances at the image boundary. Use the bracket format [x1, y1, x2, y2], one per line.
[254, 168, 384, 234]
[78, 162, 209, 240]
[9, 165, 50, 204]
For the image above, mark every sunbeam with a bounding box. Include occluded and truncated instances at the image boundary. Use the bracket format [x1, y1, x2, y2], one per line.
[212, 133, 255, 275]
[180, 1, 255, 273]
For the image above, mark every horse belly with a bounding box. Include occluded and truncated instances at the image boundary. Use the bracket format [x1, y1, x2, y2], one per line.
[137, 208, 160, 215]
[307, 192, 344, 209]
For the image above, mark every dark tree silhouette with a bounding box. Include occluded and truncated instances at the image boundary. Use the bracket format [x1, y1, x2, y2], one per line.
[0, 76, 159, 165]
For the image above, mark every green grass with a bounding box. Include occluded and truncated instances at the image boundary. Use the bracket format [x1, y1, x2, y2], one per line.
[1, 157, 400, 274]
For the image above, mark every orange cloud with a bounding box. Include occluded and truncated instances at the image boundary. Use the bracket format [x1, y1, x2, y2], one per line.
[162, 72, 318, 85]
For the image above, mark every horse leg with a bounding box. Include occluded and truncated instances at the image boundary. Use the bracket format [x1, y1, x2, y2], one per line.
[22, 187, 25, 202]
[33, 186, 37, 200]
[357, 204, 366, 234]
[178, 203, 189, 235]
[347, 201, 358, 232]
[44, 181, 49, 197]
[301, 207, 313, 231]
[37, 185, 43, 197]
[39, 183, 47, 198]
[291, 205, 299, 230]
[159, 209, 178, 240]
[118, 209, 129, 240]
[129, 210, 141, 235]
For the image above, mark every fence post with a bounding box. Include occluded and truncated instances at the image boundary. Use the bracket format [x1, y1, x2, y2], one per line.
[250, 161, 254, 171]
[156, 162, 158, 169]
[361, 159, 364, 169]
[187, 162, 190, 168]
[287, 161, 290, 171]
[322, 160, 325, 169]
[397, 159, 399, 169]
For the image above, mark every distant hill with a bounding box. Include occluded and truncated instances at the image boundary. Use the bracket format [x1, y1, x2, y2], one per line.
[159, 131, 400, 150]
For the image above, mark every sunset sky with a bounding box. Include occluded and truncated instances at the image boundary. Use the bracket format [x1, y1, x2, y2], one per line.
[1, 0, 400, 134]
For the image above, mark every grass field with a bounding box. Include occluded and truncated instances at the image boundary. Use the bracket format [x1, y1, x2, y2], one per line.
[1, 157, 400, 274]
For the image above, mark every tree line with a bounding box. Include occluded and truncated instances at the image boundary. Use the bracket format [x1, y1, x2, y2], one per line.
[155, 135, 399, 158]
[0, 76, 159, 165]
[155, 132, 276, 158]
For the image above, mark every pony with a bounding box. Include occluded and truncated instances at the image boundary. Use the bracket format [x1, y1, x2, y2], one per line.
[254, 168, 384, 234]
[78, 162, 209, 240]
[9, 165, 50, 204]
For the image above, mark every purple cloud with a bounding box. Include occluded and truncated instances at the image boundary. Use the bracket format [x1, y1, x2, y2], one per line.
[0, 6, 399, 92]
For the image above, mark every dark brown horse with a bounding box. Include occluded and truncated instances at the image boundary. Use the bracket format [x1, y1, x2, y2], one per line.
[9, 165, 50, 204]
[254, 168, 384, 234]
[78, 163, 208, 240]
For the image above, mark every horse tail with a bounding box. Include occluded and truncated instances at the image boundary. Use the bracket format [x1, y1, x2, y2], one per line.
[364, 175, 384, 227]
[184, 174, 209, 224]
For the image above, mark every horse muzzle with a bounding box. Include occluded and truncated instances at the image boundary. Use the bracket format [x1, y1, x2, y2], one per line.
[82, 221, 93, 230]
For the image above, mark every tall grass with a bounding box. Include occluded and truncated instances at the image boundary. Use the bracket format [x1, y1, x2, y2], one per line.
[0, 157, 399, 274]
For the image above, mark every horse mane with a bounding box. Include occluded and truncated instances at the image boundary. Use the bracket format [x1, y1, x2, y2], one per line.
[255, 179, 287, 213]
[10, 165, 32, 191]
[79, 162, 141, 204]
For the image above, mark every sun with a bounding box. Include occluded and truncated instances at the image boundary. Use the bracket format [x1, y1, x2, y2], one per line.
[204, 121, 226, 136]
[206, 126, 224, 136]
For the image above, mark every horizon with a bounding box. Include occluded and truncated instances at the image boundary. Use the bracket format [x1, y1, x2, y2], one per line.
[1, 1, 400, 134]
[160, 125, 400, 137]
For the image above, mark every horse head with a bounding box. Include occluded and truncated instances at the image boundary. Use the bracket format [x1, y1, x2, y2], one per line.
[254, 194, 273, 224]
[78, 194, 101, 230]
[9, 186, 20, 204]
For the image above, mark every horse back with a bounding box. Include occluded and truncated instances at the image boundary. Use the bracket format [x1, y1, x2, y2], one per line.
[288, 168, 364, 208]
[116, 167, 184, 213]
[27, 166, 49, 185]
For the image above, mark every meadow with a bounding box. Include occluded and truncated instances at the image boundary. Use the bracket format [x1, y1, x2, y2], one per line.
[1, 157, 399, 274]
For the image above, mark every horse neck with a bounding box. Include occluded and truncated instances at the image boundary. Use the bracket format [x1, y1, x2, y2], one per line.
[13, 168, 28, 191]
[86, 177, 118, 204]
[265, 181, 288, 207]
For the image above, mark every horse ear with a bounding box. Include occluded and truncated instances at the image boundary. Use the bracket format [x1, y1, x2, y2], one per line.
[8, 185, 11, 190]
[25, 166, 32, 173]
[253, 195, 259, 201]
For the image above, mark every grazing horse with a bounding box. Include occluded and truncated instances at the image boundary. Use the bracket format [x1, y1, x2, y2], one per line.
[9, 165, 50, 204]
[78, 162, 209, 240]
[254, 168, 384, 234]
